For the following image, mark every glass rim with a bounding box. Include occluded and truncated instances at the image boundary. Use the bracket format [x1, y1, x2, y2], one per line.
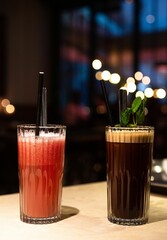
[17, 124, 66, 129]
[106, 125, 154, 131]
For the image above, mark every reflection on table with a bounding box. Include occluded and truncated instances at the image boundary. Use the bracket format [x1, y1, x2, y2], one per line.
[0, 181, 167, 240]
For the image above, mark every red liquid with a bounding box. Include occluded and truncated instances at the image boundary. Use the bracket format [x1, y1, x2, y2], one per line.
[18, 137, 65, 219]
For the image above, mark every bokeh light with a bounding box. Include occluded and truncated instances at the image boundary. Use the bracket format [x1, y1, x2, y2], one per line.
[156, 88, 166, 99]
[5, 104, 15, 114]
[109, 73, 121, 84]
[142, 76, 151, 85]
[144, 87, 154, 98]
[1, 98, 10, 107]
[95, 71, 102, 80]
[134, 71, 143, 81]
[126, 77, 135, 83]
[146, 14, 155, 24]
[127, 82, 136, 93]
[101, 70, 111, 81]
[92, 59, 102, 70]
[135, 91, 145, 99]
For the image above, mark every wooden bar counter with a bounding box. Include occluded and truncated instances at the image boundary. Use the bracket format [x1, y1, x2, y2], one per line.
[0, 181, 167, 239]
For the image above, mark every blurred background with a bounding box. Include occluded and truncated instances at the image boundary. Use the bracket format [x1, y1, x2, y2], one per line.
[0, 0, 167, 194]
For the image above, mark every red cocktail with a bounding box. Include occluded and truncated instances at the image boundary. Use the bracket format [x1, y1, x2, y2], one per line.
[17, 125, 66, 224]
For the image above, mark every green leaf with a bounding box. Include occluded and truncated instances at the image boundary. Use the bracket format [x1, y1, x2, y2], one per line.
[142, 96, 147, 106]
[131, 97, 142, 113]
[117, 95, 147, 127]
[121, 108, 132, 126]
[115, 124, 121, 127]
[128, 123, 137, 127]
[136, 105, 145, 124]
[136, 96, 147, 124]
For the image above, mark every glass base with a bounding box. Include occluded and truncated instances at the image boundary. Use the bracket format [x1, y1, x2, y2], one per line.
[20, 214, 60, 224]
[108, 216, 148, 226]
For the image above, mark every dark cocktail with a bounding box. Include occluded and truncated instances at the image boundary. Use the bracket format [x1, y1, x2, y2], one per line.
[106, 126, 154, 225]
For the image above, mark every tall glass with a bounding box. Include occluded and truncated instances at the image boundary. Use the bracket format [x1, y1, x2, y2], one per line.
[106, 126, 154, 225]
[17, 124, 66, 224]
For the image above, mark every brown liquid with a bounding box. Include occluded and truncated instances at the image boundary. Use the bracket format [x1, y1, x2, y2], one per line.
[106, 142, 152, 221]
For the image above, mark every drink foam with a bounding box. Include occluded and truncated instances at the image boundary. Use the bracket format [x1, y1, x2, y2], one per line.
[106, 127, 154, 143]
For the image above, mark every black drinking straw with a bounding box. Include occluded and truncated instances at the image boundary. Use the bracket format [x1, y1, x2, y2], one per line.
[100, 79, 112, 126]
[36, 72, 44, 135]
[119, 87, 127, 124]
[40, 87, 47, 126]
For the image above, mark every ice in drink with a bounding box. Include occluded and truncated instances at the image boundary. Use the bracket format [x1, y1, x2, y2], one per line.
[106, 126, 154, 225]
[17, 125, 66, 224]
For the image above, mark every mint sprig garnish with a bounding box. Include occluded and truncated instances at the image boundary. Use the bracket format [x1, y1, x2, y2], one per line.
[119, 96, 147, 127]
